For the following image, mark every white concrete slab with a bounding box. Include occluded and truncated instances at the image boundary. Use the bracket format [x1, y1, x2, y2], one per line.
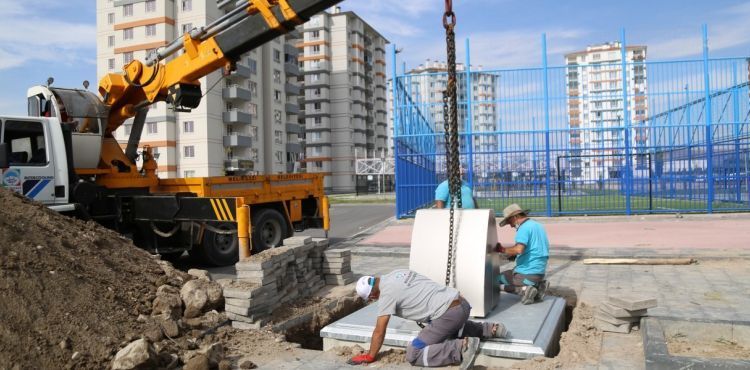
[320, 294, 566, 360]
[409, 209, 501, 317]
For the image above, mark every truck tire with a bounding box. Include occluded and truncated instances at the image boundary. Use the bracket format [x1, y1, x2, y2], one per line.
[199, 223, 239, 266]
[251, 208, 288, 253]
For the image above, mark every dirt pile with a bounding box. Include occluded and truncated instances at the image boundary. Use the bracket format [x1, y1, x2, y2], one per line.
[0, 189, 225, 369]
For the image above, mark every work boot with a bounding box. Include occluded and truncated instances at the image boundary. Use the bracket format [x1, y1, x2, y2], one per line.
[536, 280, 549, 302]
[520, 285, 538, 305]
[459, 337, 480, 370]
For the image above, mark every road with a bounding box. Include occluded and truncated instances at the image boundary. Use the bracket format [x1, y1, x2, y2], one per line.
[196, 203, 395, 279]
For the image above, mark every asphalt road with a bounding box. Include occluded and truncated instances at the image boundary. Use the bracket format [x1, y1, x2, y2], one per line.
[190, 203, 395, 278]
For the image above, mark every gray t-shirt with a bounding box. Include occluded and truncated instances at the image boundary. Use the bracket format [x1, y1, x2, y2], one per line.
[376, 269, 459, 322]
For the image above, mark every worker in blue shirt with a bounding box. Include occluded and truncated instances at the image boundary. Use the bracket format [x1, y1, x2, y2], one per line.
[495, 204, 550, 304]
[434, 179, 476, 209]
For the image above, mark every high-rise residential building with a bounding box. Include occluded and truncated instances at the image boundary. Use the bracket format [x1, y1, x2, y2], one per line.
[391, 60, 499, 169]
[565, 42, 648, 180]
[298, 6, 389, 192]
[96, 0, 303, 178]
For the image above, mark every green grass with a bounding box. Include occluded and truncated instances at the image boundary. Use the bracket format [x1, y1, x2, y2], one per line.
[475, 192, 744, 214]
[328, 193, 396, 205]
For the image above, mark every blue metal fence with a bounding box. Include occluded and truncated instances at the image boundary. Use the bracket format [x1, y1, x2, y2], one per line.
[392, 26, 750, 218]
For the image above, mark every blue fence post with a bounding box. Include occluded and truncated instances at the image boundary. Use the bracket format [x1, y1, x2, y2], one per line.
[685, 84, 693, 201]
[702, 24, 714, 213]
[542, 33, 553, 216]
[465, 38, 475, 189]
[732, 62, 741, 203]
[390, 44, 402, 218]
[620, 29, 633, 214]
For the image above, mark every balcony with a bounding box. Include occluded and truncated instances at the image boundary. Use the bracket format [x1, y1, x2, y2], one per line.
[284, 62, 300, 76]
[226, 64, 251, 82]
[286, 122, 303, 134]
[224, 158, 254, 171]
[222, 85, 252, 102]
[285, 82, 301, 95]
[223, 133, 253, 147]
[285, 103, 300, 115]
[286, 28, 302, 40]
[283, 43, 298, 56]
[286, 142, 302, 153]
[222, 110, 252, 125]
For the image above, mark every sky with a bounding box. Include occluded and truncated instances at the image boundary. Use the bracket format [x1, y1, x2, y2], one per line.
[1, 0, 750, 116]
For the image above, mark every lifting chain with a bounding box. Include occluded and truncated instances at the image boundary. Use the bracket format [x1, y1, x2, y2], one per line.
[442, 0, 461, 287]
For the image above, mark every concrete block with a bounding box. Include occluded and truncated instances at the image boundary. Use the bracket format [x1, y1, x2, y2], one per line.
[312, 238, 329, 247]
[284, 236, 312, 246]
[596, 320, 632, 334]
[236, 272, 279, 285]
[235, 259, 274, 271]
[595, 311, 642, 326]
[599, 302, 647, 318]
[324, 249, 351, 258]
[226, 311, 269, 324]
[235, 269, 276, 279]
[222, 282, 277, 299]
[607, 295, 657, 311]
[323, 268, 351, 275]
[322, 262, 350, 268]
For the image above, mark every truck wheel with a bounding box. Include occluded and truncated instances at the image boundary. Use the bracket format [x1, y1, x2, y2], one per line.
[252, 208, 288, 253]
[200, 223, 239, 266]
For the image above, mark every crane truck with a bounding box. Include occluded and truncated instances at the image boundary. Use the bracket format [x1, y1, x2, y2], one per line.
[0, 0, 343, 266]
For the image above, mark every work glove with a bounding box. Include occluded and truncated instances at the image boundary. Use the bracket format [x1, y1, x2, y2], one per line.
[347, 354, 375, 365]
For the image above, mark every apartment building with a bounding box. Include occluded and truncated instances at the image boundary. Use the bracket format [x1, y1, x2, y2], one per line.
[96, 0, 303, 178]
[393, 60, 499, 170]
[298, 7, 389, 192]
[565, 42, 648, 180]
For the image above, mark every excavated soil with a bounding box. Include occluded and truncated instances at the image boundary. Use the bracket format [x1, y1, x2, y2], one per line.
[0, 189, 164, 369]
[272, 295, 364, 350]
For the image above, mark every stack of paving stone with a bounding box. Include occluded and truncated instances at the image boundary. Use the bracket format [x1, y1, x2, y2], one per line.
[323, 248, 355, 285]
[596, 295, 657, 334]
[222, 236, 330, 330]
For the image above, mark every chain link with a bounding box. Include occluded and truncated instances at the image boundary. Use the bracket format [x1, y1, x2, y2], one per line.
[442, 2, 461, 287]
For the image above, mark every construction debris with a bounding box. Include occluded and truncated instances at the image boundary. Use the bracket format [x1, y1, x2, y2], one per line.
[595, 295, 658, 334]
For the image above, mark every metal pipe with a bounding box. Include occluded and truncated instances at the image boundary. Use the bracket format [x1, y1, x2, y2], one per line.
[237, 205, 251, 259]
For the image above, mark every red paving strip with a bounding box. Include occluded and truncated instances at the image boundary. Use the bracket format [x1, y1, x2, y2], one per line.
[362, 219, 750, 250]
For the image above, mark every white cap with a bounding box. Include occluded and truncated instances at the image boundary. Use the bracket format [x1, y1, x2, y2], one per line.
[356, 275, 374, 300]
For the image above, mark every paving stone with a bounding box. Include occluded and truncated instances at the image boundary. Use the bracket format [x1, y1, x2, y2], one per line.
[595, 310, 642, 325]
[608, 295, 658, 311]
[324, 249, 351, 258]
[284, 236, 312, 246]
[235, 259, 274, 271]
[312, 238, 329, 247]
[599, 302, 648, 318]
[323, 267, 351, 274]
[322, 262, 351, 268]
[222, 282, 277, 299]
[596, 320, 632, 334]
[236, 272, 279, 285]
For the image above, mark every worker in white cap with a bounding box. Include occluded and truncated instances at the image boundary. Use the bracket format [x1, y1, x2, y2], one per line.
[496, 203, 550, 304]
[347, 269, 508, 369]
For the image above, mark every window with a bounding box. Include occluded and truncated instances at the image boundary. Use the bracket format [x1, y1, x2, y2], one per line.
[181, 23, 192, 34]
[183, 120, 194, 133]
[312, 147, 322, 155]
[314, 117, 322, 125]
[311, 30, 320, 39]
[313, 161, 323, 169]
[145, 0, 156, 12]
[248, 58, 257, 74]
[313, 88, 321, 96]
[273, 70, 281, 84]
[275, 151, 283, 163]
[146, 122, 157, 134]
[312, 45, 320, 53]
[313, 102, 321, 111]
[108, 58, 115, 70]
[311, 132, 321, 141]
[123, 4, 133, 17]
[274, 90, 282, 102]
[123, 28, 133, 40]
[108, 35, 115, 47]
[273, 49, 281, 62]
[274, 110, 282, 124]
[310, 73, 320, 82]
[145, 24, 156, 37]
[248, 103, 258, 116]
[183, 145, 195, 158]
[2, 120, 47, 166]
[181, 0, 192, 11]
[183, 170, 195, 178]
[274, 130, 283, 144]
[123, 52, 134, 64]
[248, 81, 258, 97]
[108, 13, 115, 24]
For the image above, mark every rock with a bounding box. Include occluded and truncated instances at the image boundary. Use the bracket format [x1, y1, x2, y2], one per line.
[198, 343, 224, 367]
[218, 360, 232, 370]
[184, 354, 210, 370]
[274, 335, 285, 343]
[157, 353, 179, 370]
[71, 352, 82, 361]
[111, 338, 158, 370]
[240, 360, 257, 369]
[160, 319, 180, 338]
[215, 278, 233, 288]
[59, 338, 71, 350]
[181, 280, 224, 318]
[136, 314, 148, 323]
[188, 268, 213, 281]
[143, 323, 164, 342]
[153, 285, 183, 319]
[156, 260, 191, 283]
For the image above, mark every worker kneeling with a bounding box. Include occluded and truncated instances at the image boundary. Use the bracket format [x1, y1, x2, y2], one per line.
[348, 270, 508, 369]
